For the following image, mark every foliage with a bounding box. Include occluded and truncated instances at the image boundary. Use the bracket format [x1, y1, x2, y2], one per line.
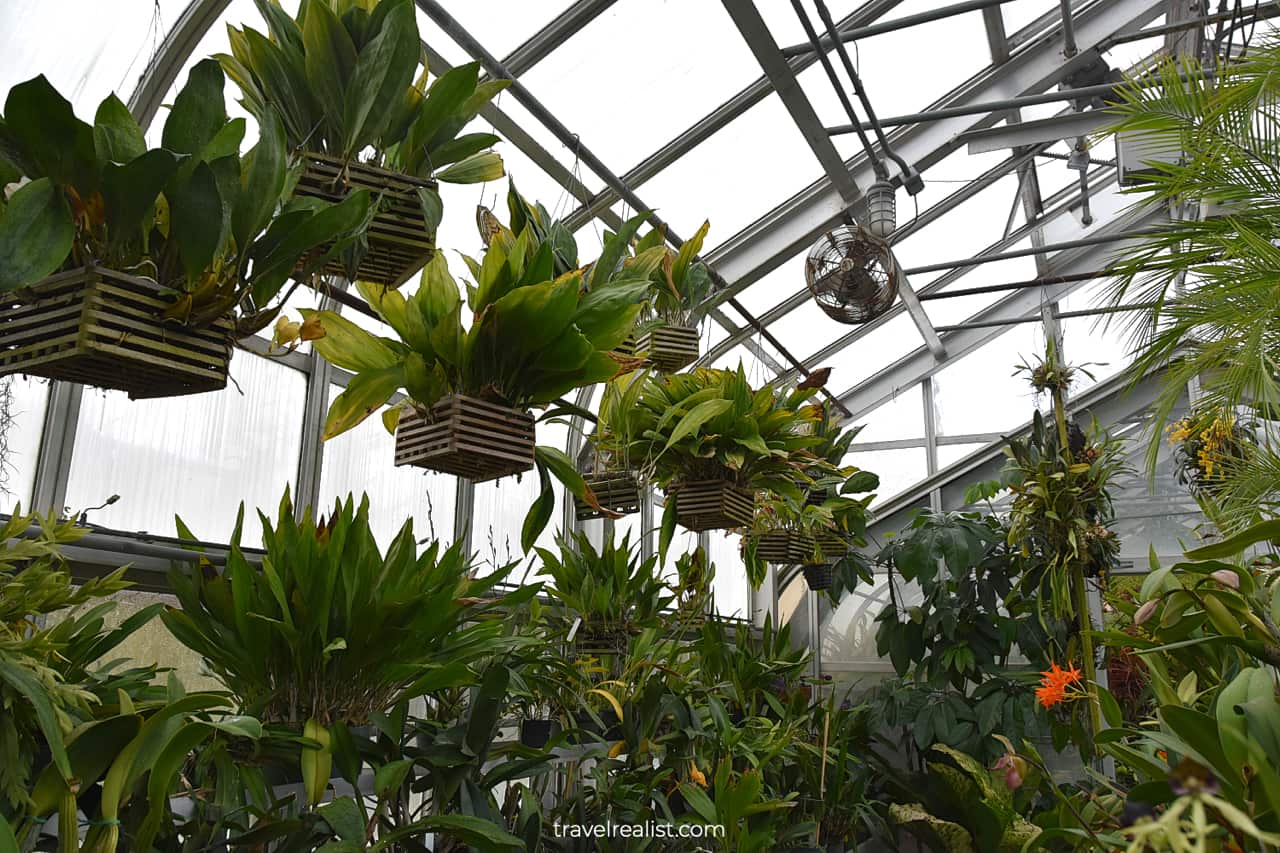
[161, 491, 532, 726]
[0, 62, 370, 333]
[220, 0, 506, 180]
[1103, 32, 1280, 533]
[630, 221, 715, 329]
[883, 744, 1044, 853]
[597, 366, 829, 557]
[870, 511, 1054, 764]
[536, 530, 673, 636]
[305, 192, 650, 438]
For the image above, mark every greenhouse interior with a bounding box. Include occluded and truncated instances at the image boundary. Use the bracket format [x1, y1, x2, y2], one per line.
[3, 0, 1280, 850]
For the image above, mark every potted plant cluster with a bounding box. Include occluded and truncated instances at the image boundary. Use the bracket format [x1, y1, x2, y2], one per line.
[0, 62, 369, 398]
[594, 365, 826, 535]
[303, 190, 651, 482]
[219, 0, 507, 286]
[629, 221, 714, 373]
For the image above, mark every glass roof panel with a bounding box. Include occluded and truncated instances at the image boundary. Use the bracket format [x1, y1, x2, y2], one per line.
[848, 382, 923, 442]
[436, 1, 575, 60]
[640, 93, 824, 255]
[518, 0, 765, 172]
[799, 0, 993, 139]
[844, 446, 927, 507]
[0, 0, 190, 113]
[1001, 0, 1061, 36]
[931, 321, 1048, 437]
[824, 311, 921, 392]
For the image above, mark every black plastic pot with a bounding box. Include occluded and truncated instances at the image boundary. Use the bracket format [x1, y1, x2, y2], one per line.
[802, 563, 834, 591]
[520, 718, 554, 749]
[571, 708, 622, 742]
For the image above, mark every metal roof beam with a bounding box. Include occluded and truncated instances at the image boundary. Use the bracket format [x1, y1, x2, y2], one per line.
[499, 0, 617, 79]
[560, 0, 906, 233]
[700, 0, 1163, 307]
[835, 202, 1164, 421]
[721, 0, 944, 361]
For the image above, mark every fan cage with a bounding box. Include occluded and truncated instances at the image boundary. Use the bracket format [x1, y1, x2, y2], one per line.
[804, 226, 899, 325]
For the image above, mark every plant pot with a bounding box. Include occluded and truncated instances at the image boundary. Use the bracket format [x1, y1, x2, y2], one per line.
[575, 472, 643, 520]
[0, 265, 233, 398]
[519, 718, 554, 749]
[813, 530, 848, 557]
[293, 152, 437, 287]
[611, 331, 638, 358]
[573, 625, 630, 657]
[571, 709, 622, 743]
[747, 529, 815, 564]
[668, 479, 754, 532]
[802, 563, 834, 591]
[394, 394, 535, 481]
[635, 324, 699, 373]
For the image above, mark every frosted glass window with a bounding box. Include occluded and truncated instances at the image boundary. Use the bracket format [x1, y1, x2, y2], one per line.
[932, 323, 1047, 437]
[936, 442, 988, 471]
[844, 447, 927, 506]
[0, 376, 49, 514]
[707, 531, 750, 620]
[847, 383, 923, 443]
[318, 398, 457, 550]
[470, 419, 569, 572]
[64, 354, 305, 545]
[821, 573, 917, 666]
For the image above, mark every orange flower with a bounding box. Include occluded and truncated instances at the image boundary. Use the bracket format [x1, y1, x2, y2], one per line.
[689, 761, 708, 788]
[1036, 662, 1084, 709]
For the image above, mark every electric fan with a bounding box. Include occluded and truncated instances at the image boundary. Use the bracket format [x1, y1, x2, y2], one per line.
[804, 225, 898, 325]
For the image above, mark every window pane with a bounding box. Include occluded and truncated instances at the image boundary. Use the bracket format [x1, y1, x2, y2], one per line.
[707, 531, 749, 620]
[318, 398, 457, 549]
[844, 447, 927, 505]
[65, 353, 305, 545]
[0, 376, 49, 513]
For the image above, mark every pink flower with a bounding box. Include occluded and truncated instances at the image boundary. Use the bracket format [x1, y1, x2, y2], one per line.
[1211, 569, 1241, 590]
[993, 754, 1027, 790]
[1134, 599, 1159, 626]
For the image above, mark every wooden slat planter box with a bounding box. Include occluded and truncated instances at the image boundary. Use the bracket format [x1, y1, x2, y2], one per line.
[611, 332, 637, 358]
[394, 395, 535, 482]
[573, 625, 630, 658]
[575, 472, 642, 520]
[813, 530, 849, 558]
[802, 563, 834, 591]
[0, 266, 232, 399]
[747, 530, 815, 564]
[668, 479, 754, 532]
[293, 153, 437, 288]
[635, 324, 699, 373]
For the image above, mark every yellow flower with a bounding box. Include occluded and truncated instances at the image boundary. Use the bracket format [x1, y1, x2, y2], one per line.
[689, 761, 708, 788]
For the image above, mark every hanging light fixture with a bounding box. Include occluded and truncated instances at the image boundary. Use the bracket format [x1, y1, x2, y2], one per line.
[865, 180, 896, 238]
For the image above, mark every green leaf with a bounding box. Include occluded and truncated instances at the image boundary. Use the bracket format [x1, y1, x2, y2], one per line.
[1185, 518, 1280, 561]
[101, 149, 180, 247]
[305, 308, 401, 372]
[342, 0, 419, 157]
[402, 62, 480, 174]
[678, 783, 718, 823]
[0, 177, 72, 291]
[427, 132, 500, 169]
[521, 462, 555, 553]
[435, 150, 504, 184]
[301, 0, 357, 142]
[323, 364, 405, 439]
[162, 59, 229, 156]
[377, 814, 523, 851]
[250, 189, 372, 304]
[3, 75, 97, 190]
[317, 796, 365, 842]
[92, 93, 146, 163]
[231, 105, 287, 252]
[659, 494, 678, 564]
[373, 758, 414, 797]
[659, 399, 732, 457]
[0, 814, 16, 853]
[168, 161, 226, 285]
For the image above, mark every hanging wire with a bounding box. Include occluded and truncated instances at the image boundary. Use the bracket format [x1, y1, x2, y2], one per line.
[120, 1, 166, 97]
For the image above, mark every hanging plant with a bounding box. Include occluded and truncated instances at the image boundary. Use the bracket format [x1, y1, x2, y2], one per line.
[0, 62, 370, 397]
[220, 0, 508, 285]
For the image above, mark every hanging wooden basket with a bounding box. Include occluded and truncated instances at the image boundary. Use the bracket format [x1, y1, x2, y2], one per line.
[635, 324, 699, 373]
[0, 266, 232, 399]
[394, 394, 535, 482]
[747, 530, 815, 564]
[813, 530, 849, 558]
[802, 563, 834, 591]
[575, 472, 643, 521]
[611, 332, 638, 359]
[293, 153, 437, 287]
[668, 479, 754, 532]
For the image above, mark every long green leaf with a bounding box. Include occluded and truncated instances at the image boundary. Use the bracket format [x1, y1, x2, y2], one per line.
[341, 0, 419, 157]
[162, 59, 229, 156]
[0, 178, 72, 290]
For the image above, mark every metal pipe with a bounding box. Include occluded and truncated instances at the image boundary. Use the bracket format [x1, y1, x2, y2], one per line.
[780, 0, 1017, 56]
[1105, 4, 1280, 46]
[414, 0, 847, 410]
[916, 269, 1107, 300]
[825, 75, 1184, 134]
[812, 0, 918, 185]
[789, 0, 888, 179]
[933, 301, 1157, 332]
[1060, 0, 1079, 58]
[903, 229, 1156, 276]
